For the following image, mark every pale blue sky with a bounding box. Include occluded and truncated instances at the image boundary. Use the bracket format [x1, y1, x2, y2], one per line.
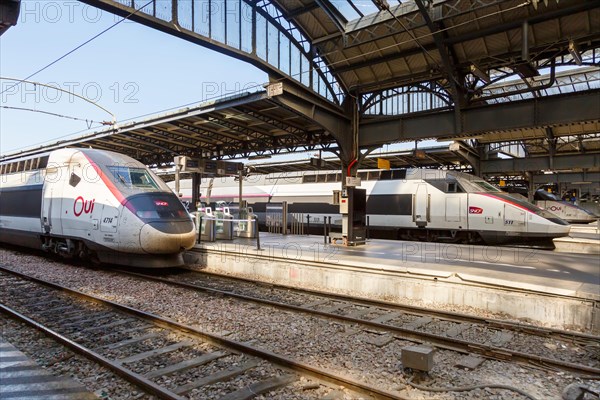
[0, 0, 267, 154]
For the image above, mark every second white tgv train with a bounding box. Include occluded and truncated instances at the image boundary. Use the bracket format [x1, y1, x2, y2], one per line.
[175, 169, 571, 244]
[534, 190, 598, 223]
[0, 149, 196, 267]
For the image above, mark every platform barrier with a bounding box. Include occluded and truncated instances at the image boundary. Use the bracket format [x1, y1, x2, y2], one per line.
[197, 216, 261, 250]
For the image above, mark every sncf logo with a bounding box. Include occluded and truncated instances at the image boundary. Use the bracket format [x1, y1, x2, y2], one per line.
[469, 206, 483, 214]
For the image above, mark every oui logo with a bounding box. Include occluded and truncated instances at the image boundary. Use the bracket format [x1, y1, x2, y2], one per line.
[73, 196, 96, 217]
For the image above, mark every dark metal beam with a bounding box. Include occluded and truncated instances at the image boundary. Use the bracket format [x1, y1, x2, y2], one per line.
[80, 0, 342, 103]
[284, 2, 320, 19]
[271, 82, 351, 155]
[0, 0, 20, 36]
[359, 90, 600, 146]
[313, 0, 347, 32]
[414, 0, 463, 132]
[330, 44, 435, 75]
[481, 153, 600, 175]
[444, 2, 599, 46]
[531, 172, 600, 185]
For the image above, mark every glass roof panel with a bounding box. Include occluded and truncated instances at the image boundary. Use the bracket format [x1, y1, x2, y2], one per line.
[329, 0, 382, 21]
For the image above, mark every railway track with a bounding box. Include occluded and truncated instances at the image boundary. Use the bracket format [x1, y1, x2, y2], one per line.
[117, 268, 600, 377]
[0, 266, 408, 400]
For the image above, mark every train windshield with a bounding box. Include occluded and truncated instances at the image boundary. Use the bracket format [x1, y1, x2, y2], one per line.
[474, 181, 501, 192]
[108, 166, 160, 190]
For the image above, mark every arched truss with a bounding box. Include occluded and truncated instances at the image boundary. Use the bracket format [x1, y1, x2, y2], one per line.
[105, 0, 345, 103]
[362, 82, 452, 116]
[468, 50, 600, 104]
[361, 50, 599, 116]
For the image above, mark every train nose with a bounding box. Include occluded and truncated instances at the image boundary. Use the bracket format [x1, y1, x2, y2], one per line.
[139, 221, 196, 254]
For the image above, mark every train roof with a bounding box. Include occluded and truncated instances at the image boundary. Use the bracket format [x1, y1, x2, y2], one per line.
[0, 148, 145, 176]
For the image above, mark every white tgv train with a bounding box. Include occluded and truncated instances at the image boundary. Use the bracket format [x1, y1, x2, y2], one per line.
[173, 169, 571, 245]
[534, 190, 598, 224]
[0, 149, 196, 267]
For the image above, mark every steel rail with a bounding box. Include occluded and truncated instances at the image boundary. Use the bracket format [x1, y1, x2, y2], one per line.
[0, 302, 185, 400]
[0, 265, 410, 400]
[185, 267, 600, 342]
[116, 268, 600, 377]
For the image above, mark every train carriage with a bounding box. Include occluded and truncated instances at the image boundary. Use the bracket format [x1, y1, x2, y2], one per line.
[0, 149, 196, 267]
[173, 169, 571, 245]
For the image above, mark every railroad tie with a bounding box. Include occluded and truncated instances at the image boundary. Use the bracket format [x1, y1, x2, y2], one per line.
[444, 323, 471, 338]
[487, 330, 514, 348]
[173, 358, 262, 395]
[96, 324, 155, 343]
[117, 340, 194, 365]
[321, 302, 351, 313]
[101, 332, 163, 350]
[370, 311, 402, 324]
[77, 318, 138, 334]
[144, 351, 229, 379]
[404, 316, 433, 330]
[344, 308, 371, 319]
[217, 374, 298, 400]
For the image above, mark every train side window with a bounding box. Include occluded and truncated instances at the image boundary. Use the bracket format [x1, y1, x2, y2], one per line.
[69, 172, 81, 187]
[448, 182, 457, 193]
[358, 172, 368, 180]
[368, 171, 380, 181]
[39, 156, 49, 169]
[316, 174, 326, 183]
[303, 174, 316, 183]
[380, 170, 392, 180]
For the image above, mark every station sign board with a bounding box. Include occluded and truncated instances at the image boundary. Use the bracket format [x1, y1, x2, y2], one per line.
[346, 176, 361, 187]
[377, 158, 390, 170]
[175, 156, 242, 176]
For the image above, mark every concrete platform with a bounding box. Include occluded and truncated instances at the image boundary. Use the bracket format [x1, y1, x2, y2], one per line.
[554, 237, 600, 254]
[0, 337, 96, 399]
[555, 223, 600, 254]
[186, 234, 600, 334]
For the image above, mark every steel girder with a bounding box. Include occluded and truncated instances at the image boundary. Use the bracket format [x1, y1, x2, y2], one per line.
[359, 89, 600, 146]
[80, 0, 345, 103]
[481, 153, 600, 175]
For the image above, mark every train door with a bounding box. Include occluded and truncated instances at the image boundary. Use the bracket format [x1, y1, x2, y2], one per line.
[40, 165, 65, 236]
[61, 161, 96, 236]
[503, 204, 526, 231]
[413, 184, 430, 227]
[445, 197, 461, 222]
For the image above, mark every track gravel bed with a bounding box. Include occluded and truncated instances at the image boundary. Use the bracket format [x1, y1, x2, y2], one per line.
[0, 315, 153, 400]
[131, 269, 599, 370]
[1, 249, 599, 399]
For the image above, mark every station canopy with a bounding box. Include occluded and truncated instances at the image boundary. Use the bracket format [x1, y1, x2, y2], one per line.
[2, 0, 599, 175]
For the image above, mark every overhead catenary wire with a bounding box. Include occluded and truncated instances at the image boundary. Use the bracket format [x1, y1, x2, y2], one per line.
[1, 106, 108, 126]
[0, 0, 154, 97]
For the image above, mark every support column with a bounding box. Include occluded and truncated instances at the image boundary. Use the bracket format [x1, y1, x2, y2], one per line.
[191, 172, 202, 211]
[526, 171, 535, 203]
[238, 169, 243, 207]
[338, 96, 362, 245]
